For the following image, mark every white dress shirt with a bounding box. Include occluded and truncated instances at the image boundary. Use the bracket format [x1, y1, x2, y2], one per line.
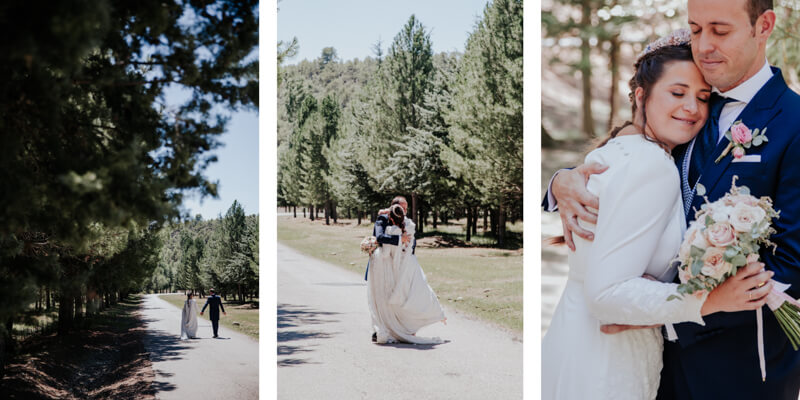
[713, 59, 773, 142]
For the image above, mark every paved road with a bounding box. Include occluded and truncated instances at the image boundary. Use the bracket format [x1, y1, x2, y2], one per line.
[277, 243, 523, 400]
[140, 294, 258, 400]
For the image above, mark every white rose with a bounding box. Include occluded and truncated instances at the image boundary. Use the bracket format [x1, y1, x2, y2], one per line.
[710, 205, 734, 223]
[729, 202, 767, 233]
[690, 226, 710, 251]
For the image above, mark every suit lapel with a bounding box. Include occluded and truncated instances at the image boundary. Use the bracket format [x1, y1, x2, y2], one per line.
[691, 68, 786, 211]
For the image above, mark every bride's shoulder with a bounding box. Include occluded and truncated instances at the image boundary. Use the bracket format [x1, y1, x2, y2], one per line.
[588, 135, 673, 172]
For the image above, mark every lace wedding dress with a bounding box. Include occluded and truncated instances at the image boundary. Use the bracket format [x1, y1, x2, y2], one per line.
[367, 218, 445, 344]
[180, 298, 199, 340]
[542, 135, 708, 399]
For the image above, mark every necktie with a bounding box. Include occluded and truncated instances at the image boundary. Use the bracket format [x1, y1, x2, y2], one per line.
[687, 93, 736, 186]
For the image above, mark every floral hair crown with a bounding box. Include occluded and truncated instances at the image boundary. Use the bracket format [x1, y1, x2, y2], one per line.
[638, 29, 691, 60]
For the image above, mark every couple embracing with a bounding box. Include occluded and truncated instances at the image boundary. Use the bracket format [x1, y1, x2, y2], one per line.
[366, 196, 447, 344]
[543, 0, 800, 398]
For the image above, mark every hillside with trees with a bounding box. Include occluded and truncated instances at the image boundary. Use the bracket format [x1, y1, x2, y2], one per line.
[277, 0, 523, 246]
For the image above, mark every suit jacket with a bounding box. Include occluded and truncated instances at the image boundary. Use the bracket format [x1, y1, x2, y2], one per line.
[364, 214, 416, 280]
[659, 68, 800, 399]
[201, 294, 225, 321]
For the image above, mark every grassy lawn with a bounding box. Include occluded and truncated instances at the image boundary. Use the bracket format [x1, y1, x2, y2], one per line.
[277, 215, 523, 333]
[159, 294, 259, 339]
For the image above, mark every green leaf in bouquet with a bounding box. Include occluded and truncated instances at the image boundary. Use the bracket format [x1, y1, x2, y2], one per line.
[743, 142, 752, 149]
[753, 137, 763, 146]
[705, 215, 714, 226]
[690, 246, 706, 259]
[667, 294, 682, 302]
[739, 185, 751, 195]
[691, 258, 704, 276]
[730, 254, 747, 268]
[677, 284, 691, 295]
[724, 247, 739, 258]
[725, 131, 733, 141]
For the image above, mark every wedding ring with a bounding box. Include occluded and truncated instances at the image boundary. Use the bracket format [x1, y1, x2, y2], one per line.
[758, 281, 767, 288]
[749, 292, 753, 300]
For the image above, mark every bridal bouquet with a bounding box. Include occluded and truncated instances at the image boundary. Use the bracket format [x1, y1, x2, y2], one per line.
[669, 177, 800, 380]
[360, 236, 378, 255]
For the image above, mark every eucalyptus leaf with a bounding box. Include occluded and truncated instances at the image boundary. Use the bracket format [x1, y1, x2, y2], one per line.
[696, 183, 706, 196]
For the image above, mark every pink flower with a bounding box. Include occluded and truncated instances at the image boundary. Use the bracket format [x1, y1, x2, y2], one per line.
[705, 222, 737, 247]
[701, 247, 733, 280]
[732, 146, 745, 159]
[731, 122, 753, 144]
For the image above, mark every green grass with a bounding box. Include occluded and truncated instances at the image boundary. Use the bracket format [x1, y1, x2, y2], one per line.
[159, 294, 259, 339]
[277, 215, 523, 333]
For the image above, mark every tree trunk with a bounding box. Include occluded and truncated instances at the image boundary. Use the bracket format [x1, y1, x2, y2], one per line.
[303, 207, 306, 218]
[580, 0, 595, 138]
[483, 207, 488, 232]
[0, 322, 7, 378]
[332, 202, 338, 224]
[411, 193, 418, 225]
[74, 295, 83, 323]
[324, 200, 330, 225]
[472, 207, 478, 236]
[498, 202, 506, 247]
[466, 207, 472, 242]
[46, 287, 51, 311]
[607, 33, 621, 132]
[293, 205, 297, 218]
[433, 210, 438, 229]
[58, 293, 74, 335]
[309, 205, 315, 221]
[357, 210, 362, 226]
[542, 125, 557, 148]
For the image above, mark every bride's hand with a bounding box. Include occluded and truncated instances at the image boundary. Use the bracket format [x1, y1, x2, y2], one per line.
[401, 234, 411, 245]
[600, 323, 661, 334]
[701, 260, 773, 316]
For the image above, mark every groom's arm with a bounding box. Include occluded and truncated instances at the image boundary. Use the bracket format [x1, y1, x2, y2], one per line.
[201, 299, 209, 313]
[374, 215, 399, 246]
[763, 134, 800, 298]
[218, 298, 225, 314]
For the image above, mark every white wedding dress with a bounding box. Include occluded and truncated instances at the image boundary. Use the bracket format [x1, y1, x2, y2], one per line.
[367, 217, 446, 344]
[542, 135, 708, 399]
[180, 298, 199, 340]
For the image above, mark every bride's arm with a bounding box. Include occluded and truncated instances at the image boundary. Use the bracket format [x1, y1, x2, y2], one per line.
[583, 153, 706, 326]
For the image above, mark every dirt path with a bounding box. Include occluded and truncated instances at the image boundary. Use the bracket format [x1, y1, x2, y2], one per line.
[140, 294, 258, 400]
[277, 243, 522, 400]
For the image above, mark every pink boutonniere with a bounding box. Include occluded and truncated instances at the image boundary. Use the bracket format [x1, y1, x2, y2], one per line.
[715, 120, 768, 163]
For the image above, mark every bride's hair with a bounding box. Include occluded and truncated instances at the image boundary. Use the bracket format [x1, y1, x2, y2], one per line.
[389, 204, 406, 235]
[594, 41, 693, 150]
[187, 292, 193, 299]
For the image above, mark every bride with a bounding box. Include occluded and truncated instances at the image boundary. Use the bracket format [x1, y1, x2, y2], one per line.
[367, 203, 446, 344]
[180, 292, 199, 340]
[541, 31, 774, 399]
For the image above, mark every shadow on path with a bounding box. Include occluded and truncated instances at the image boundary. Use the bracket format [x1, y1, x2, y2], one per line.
[277, 303, 340, 367]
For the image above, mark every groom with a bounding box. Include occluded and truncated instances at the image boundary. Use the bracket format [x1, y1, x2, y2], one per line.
[544, 0, 800, 398]
[200, 288, 227, 338]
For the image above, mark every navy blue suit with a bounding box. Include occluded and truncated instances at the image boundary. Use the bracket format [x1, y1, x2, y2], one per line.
[201, 294, 225, 337]
[657, 68, 800, 399]
[364, 214, 416, 280]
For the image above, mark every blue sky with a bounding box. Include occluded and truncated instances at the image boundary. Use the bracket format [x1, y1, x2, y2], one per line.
[278, 0, 491, 63]
[168, 84, 259, 219]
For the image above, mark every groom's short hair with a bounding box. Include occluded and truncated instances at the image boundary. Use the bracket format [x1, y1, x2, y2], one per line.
[391, 196, 407, 205]
[746, 0, 772, 25]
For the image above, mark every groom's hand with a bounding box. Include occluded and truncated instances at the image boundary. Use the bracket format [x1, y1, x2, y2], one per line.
[200, 312, 203, 316]
[552, 162, 607, 251]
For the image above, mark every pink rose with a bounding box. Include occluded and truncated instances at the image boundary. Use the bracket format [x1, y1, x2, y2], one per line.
[725, 194, 759, 207]
[731, 122, 752, 144]
[705, 222, 736, 247]
[701, 247, 733, 280]
[732, 146, 745, 159]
